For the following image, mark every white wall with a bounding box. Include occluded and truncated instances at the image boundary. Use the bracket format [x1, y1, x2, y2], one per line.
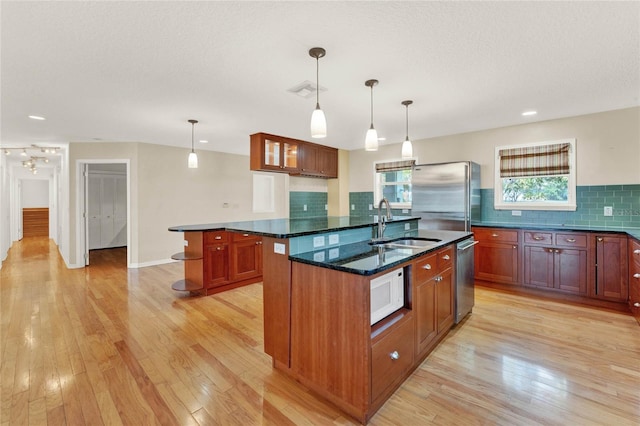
[68, 142, 289, 267]
[349, 107, 640, 191]
[21, 179, 49, 207]
[0, 155, 10, 264]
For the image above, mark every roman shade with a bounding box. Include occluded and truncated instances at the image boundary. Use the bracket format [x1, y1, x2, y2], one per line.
[375, 160, 416, 173]
[499, 143, 571, 178]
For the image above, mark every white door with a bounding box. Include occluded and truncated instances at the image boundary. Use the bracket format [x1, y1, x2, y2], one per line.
[113, 175, 127, 247]
[88, 172, 127, 250]
[88, 174, 102, 250]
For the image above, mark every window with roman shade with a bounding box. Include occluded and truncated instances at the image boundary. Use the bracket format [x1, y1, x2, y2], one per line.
[494, 139, 577, 211]
[374, 159, 415, 208]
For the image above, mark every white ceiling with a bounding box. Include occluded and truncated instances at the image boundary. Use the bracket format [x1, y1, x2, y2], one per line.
[2, 1, 639, 157]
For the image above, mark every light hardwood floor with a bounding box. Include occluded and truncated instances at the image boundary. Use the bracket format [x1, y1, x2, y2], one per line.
[2, 237, 639, 425]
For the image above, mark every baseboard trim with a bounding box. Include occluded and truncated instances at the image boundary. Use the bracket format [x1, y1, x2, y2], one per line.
[129, 258, 177, 269]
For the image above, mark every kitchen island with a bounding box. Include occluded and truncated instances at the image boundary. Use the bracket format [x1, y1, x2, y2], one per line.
[171, 217, 472, 423]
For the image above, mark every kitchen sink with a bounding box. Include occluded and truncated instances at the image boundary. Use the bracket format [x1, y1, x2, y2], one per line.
[369, 237, 442, 250]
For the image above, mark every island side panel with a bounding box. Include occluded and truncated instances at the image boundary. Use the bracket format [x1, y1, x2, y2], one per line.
[262, 237, 292, 367]
[290, 262, 371, 420]
[184, 231, 204, 289]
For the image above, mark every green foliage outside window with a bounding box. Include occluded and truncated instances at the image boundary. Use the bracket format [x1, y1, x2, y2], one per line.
[502, 176, 569, 202]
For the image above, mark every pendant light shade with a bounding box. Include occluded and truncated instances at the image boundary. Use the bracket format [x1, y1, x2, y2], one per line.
[365, 79, 379, 151]
[309, 47, 327, 138]
[401, 100, 413, 159]
[187, 119, 198, 169]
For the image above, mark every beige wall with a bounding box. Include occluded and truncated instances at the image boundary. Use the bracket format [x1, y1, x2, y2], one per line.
[69, 142, 287, 266]
[349, 107, 640, 191]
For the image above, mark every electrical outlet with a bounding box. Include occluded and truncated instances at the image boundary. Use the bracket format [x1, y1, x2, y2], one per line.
[369, 204, 373, 210]
[303, 204, 307, 211]
[405, 223, 410, 230]
[604, 206, 613, 216]
[351, 204, 355, 210]
[274, 243, 285, 254]
[328, 234, 339, 245]
[313, 236, 325, 248]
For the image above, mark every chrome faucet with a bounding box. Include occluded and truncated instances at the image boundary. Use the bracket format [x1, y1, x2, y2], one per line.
[377, 198, 393, 240]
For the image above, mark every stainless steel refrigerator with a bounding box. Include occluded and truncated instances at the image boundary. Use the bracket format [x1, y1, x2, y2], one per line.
[411, 161, 481, 323]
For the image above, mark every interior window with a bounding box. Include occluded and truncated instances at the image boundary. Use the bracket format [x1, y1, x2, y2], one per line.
[374, 160, 415, 209]
[494, 139, 576, 211]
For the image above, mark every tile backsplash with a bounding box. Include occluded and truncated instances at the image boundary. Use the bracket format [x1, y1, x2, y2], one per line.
[481, 184, 640, 228]
[290, 191, 328, 219]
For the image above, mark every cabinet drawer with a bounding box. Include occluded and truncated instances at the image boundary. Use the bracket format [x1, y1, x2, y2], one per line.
[555, 233, 588, 248]
[437, 246, 454, 271]
[474, 228, 519, 243]
[415, 252, 438, 282]
[231, 232, 260, 242]
[371, 317, 414, 401]
[205, 231, 228, 245]
[629, 272, 640, 318]
[630, 239, 640, 268]
[524, 231, 552, 245]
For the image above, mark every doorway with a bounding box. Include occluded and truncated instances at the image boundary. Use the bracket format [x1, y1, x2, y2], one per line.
[77, 160, 130, 267]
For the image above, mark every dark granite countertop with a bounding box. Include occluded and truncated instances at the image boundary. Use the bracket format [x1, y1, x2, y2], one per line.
[472, 222, 640, 241]
[289, 230, 473, 276]
[169, 216, 419, 239]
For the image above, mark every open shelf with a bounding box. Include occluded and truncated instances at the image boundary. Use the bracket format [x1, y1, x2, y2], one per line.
[171, 279, 203, 292]
[171, 252, 203, 261]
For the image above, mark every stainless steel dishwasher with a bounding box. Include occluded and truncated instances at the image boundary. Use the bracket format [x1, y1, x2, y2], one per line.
[456, 237, 478, 324]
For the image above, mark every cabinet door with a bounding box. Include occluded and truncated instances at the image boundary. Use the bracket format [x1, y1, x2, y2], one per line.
[436, 268, 454, 333]
[594, 235, 628, 301]
[555, 248, 587, 295]
[230, 238, 262, 281]
[523, 246, 554, 288]
[415, 279, 437, 355]
[475, 241, 519, 284]
[298, 143, 318, 174]
[250, 133, 299, 173]
[204, 244, 230, 288]
[317, 147, 338, 178]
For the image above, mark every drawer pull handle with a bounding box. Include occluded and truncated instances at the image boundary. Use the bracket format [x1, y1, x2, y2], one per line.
[597, 237, 604, 242]
[491, 233, 499, 237]
[442, 254, 450, 260]
[635, 303, 640, 308]
[216, 247, 222, 251]
[634, 273, 640, 279]
[423, 264, 432, 270]
[555, 249, 560, 253]
[513, 245, 517, 249]
[215, 236, 222, 240]
[533, 236, 543, 241]
[634, 250, 640, 255]
[566, 238, 576, 243]
[243, 233, 249, 237]
[390, 351, 399, 360]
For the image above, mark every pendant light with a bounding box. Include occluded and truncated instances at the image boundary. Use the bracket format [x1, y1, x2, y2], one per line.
[401, 100, 413, 159]
[365, 79, 379, 151]
[309, 47, 327, 138]
[187, 119, 198, 169]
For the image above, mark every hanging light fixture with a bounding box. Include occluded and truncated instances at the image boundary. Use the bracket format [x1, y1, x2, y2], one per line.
[309, 47, 327, 138]
[365, 79, 379, 151]
[401, 100, 414, 159]
[187, 119, 198, 169]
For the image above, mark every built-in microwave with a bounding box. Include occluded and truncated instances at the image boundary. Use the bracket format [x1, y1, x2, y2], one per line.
[370, 267, 405, 325]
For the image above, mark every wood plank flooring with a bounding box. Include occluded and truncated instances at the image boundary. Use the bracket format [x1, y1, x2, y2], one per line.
[2, 237, 639, 425]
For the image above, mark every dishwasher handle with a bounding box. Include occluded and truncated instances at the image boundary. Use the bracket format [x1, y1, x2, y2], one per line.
[458, 240, 479, 251]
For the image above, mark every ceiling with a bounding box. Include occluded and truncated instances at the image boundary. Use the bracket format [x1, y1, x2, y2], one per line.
[2, 1, 639, 158]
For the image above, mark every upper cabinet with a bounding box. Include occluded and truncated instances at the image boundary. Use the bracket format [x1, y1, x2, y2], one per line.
[250, 132, 338, 179]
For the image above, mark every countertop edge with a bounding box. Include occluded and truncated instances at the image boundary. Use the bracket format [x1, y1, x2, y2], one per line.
[471, 222, 640, 240]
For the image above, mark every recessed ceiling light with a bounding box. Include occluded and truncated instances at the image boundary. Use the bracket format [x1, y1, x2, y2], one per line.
[522, 110, 537, 116]
[28, 115, 46, 120]
[199, 140, 208, 144]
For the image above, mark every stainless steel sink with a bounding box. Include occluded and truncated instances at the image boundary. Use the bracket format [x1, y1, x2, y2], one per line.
[369, 237, 442, 250]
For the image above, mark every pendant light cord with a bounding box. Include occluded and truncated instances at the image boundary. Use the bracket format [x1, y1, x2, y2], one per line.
[316, 57, 320, 107]
[405, 104, 409, 139]
[191, 122, 195, 153]
[370, 85, 374, 127]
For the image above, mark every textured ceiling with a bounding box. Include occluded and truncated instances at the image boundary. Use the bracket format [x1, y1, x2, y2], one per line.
[2, 1, 639, 157]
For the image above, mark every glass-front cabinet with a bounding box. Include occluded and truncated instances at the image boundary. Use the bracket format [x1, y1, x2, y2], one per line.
[251, 133, 300, 173]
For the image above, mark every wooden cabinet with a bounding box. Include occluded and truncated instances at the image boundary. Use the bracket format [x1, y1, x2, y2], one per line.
[473, 227, 519, 285]
[230, 233, 263, 281]
[298, 143, 338, 178]
[523, 230, 588, 295]
[173, 230, 263, 296]
[371, 316, 414, 402]
[629, 238, 640, 325]
[592, 234, 628, 302]
[250, 132, 338, 178]
[415, 246, 454, 357]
